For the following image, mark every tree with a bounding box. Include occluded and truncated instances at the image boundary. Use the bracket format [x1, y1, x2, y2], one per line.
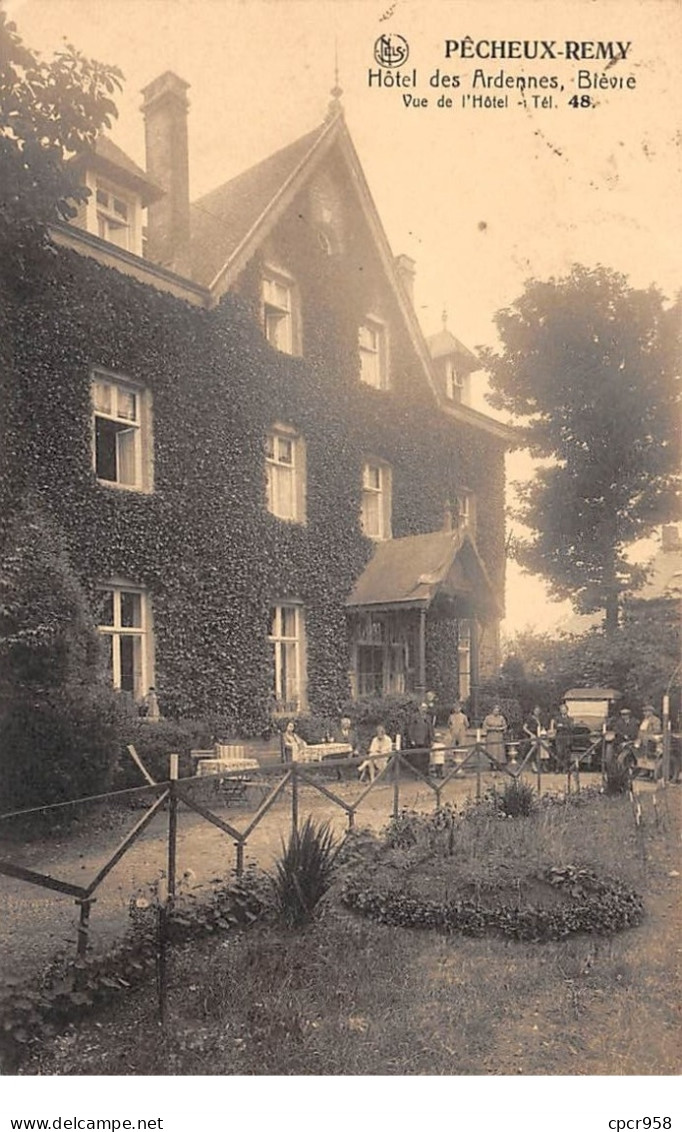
[503, 607, 680, 721]
[0, 12, 122, 269]
[0, 502, 132, 812]
[483, 265, 681, 633]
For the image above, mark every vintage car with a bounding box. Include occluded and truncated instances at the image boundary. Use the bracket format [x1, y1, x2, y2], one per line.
[562, 687, 623, 770]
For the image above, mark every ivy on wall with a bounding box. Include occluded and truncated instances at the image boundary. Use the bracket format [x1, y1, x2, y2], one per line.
[2, 181, 506, 735]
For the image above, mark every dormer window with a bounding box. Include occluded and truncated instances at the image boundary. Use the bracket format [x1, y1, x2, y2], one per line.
[445, 358, 464, 401]
[96, 185, 133, 250]
[262, 270, 296, 354]
[359, 318, 388, 390]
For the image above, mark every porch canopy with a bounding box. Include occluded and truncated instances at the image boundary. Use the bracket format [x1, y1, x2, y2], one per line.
[347, 530, 500, 619]
[346, 530, 501, 694]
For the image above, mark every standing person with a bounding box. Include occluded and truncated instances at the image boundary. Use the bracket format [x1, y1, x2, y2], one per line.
[430, 730, 447, 778]
[523, 704, 548, 770]
[447, 701, 469, 750]
[482, 704, 507, 765]
[358, 723, 393, 783]
[141, 686, 160, 722]
[637, 704, 662, 757]
[550, 702, 573, 771]
[425, 690, 438, 730]
[405, 702, 434, 776]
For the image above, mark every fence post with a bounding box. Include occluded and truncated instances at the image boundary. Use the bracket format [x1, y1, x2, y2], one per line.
[475, 731, 482, 801]
[159, 752, 179, 1027]
[168, 754, 179, 904]
[74, 896, 94, 981]
[536, 739, 542, 795]
[662, 694, 671, 786]
[291, 763, 299, 834]
[392, 753, 400, 819]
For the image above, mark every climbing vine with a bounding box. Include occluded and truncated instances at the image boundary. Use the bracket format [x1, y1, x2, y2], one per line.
[1, 192, 505, 734]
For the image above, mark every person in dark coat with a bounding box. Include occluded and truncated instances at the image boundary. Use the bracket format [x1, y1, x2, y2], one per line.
[405, 702, 434, 776]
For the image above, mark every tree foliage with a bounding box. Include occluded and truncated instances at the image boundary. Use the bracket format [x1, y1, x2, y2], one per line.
[0, 12, 122, 263]
[502, 601, 680, 720]
[0, 501, 132, 811]
[483, 265, 681, 630]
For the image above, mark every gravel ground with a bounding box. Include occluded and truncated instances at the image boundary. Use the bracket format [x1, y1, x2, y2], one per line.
[0, 770, 643, 985]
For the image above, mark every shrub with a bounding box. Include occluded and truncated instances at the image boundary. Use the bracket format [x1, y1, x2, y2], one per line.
[272, 816, 339, 928]
[604, 759, 632, 796]
[497, 778, 536, 817]
[340, 694, 420, 741]
[0, 503, 132, 813]
[476, 685, 523, 733]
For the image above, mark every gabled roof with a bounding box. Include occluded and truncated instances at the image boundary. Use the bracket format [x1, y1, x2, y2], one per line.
[346, 529, 501, 617]
[72, 136, 164, 205]
[632, 545, 682, 601]
[189, 124, 327, 287]
[184, 111, 515, 442]
[427, 327, 479, 371]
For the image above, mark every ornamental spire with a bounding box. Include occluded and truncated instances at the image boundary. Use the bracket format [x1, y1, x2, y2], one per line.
[327, 41, 344, 119]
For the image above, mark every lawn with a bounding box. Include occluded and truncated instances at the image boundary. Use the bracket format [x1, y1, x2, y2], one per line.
[16, 785, 682, 1076]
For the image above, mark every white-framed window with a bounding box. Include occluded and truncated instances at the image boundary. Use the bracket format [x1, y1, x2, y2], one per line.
[359, 317, 388, 389]
[262, 269, 295, 354]
[95, 182, 135, 252]
[269, 603, 306, 713]
[92, 371, 152, 492]
[457, 491, 476, 534]
[97, 583, 154, 700]
[445, 358, 464, 401]
[457, 621, 471, 701]
[265, 424, 306, 523]
[361, 460, 392, 540]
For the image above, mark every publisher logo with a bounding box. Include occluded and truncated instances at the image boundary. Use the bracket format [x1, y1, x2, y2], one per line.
[374, 34, 409, 68]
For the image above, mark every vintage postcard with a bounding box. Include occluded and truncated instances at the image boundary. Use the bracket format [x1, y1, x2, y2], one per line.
[1, 0, 679, 1118]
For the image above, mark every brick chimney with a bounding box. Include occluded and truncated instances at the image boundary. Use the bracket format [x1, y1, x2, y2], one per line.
[394, 254, 416, 304]
[141, 72, 190, 273]
[661, 525, 682, 551]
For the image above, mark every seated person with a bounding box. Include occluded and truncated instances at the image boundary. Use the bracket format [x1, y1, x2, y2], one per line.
[282, 719, 307, 762]
[336, 715, 359, 755]
[358, 723, 393, 783]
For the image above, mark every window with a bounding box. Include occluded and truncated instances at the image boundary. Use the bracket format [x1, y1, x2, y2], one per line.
[359, 318, 388, 389]
[457, 491, 476, 534]
[269, 604, 306, 712]
[457, 621, 471, 701]
[262, 271, 294, 353]
[92, 372, 152, 491]
[361, 460, 392, 540]
[354, 613, 409, 697]
[265, 425, 306, 522]
[445, 358, 464, 401]
[97, 584, 153, 699]
[96, 183, 134, 251]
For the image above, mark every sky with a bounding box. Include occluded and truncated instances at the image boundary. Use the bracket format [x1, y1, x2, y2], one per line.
[6, 0, 681, 636]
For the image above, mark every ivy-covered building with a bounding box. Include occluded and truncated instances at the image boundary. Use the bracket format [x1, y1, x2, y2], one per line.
[4, 73, 513, 733]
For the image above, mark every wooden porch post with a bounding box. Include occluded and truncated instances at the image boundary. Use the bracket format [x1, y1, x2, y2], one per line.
[417, 607, 427, 697]
[471, 619, 481, 721]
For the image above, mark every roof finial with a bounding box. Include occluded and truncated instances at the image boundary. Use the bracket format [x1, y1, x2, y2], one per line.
[327, 40, 344, 119]
[442, 307, 448, 330]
